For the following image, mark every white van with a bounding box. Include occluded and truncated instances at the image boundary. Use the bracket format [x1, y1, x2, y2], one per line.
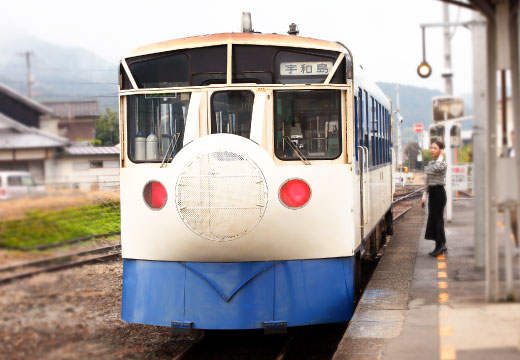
[0, 171, 45, 200]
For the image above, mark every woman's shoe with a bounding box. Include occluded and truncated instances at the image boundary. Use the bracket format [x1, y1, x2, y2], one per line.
[430, 245, 447, 257]
[429, 243, 441, 256]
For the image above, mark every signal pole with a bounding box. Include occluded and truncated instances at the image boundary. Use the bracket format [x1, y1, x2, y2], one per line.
[442, 3, 454, 96]
[395, 85, 403, 167]
[18, 51, 34, 98]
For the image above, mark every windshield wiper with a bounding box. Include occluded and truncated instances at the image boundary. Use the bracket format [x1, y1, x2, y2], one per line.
[160, 133, 181, 168]
[283, 136, 311, 165]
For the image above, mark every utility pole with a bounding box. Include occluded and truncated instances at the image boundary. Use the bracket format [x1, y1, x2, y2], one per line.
[442, 3, 454, 96]
[18, 51, 34, 98]
[395, 85, 403, 168]
[441, 3, 454, 222]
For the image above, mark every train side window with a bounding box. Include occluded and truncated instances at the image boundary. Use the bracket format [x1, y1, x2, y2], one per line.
[378, 103, 382, 165]
[383, 108, 386, 163]
[363, 90, 370, 165]
[211, 91, 254, 139]
[126, 93, 191, 163]
[388, 110, 392, 162]
[375, 102, 379, 165]
[274, 90, 341, 161]
[371, 97, 376, 166]
[359, 90, 364, 149]
[378, 103, 381, 165]
[385, 109, 389, 162]
[354, 95, 358, 161]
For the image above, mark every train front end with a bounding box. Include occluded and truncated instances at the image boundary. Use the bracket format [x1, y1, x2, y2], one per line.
[118, 33, 360, 330]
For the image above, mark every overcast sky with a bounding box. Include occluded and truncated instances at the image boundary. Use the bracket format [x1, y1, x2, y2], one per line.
[1, 0, 476, 94]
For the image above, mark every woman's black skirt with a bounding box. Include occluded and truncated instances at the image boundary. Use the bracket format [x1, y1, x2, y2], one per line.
[425, 185, 446, 243]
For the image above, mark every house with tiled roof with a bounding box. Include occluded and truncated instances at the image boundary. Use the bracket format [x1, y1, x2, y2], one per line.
[0, 84, 69, 182]
[42, 100, 100, 142]
[0, 84, 119, 189]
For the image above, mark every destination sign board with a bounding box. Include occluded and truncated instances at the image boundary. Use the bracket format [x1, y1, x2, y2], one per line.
[280, 62, 333, 76]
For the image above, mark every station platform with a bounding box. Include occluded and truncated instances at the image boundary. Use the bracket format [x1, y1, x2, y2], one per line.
[333, 199, 520, 360]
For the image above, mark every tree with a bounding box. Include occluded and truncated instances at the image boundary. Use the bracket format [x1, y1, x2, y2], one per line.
[405, 142, 420, 170]
[458, 144, 473, 164]
[422, 149, 433, 167]
[95, 108, 119, 146]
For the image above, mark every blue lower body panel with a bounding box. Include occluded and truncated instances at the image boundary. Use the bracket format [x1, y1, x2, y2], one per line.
[122, 257, 354, 329]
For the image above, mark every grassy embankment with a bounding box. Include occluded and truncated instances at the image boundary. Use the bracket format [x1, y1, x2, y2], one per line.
[0, 201, 120, 250]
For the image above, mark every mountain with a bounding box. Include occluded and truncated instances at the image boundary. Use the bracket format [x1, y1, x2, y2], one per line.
[0, 31, 118, 110]
[0, 32, 473, 137]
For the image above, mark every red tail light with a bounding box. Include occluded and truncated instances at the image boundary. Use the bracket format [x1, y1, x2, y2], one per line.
[143, 181, 167, 210]
[279, 179, 311, 209]
[0, 189, 5, 196]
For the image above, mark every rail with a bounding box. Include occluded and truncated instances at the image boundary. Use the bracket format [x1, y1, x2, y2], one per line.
[0, 244, 121, 286]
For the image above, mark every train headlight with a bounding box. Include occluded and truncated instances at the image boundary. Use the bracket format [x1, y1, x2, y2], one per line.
[279, 179, 311, 209]
[143, 180, 167, 210]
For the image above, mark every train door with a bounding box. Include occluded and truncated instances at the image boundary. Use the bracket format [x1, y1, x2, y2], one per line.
[357, 89, 368, 237]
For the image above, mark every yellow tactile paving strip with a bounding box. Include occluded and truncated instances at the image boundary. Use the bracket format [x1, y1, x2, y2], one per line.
[437, 253, 456, 360]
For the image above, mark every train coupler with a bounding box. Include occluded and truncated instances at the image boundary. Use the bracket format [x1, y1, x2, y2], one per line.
[263, 320, 287, 334]
[171, 321, 193, 335]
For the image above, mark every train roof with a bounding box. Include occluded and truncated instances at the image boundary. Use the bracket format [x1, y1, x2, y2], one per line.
[125, 32, 349, 58]
[353, 65, 391, 108]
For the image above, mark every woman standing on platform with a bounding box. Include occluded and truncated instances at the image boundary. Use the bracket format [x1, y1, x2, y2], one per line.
[422, 140, 448, 257]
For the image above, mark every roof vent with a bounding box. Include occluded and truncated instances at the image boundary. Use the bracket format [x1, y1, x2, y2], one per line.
[241, 12, 253, 33]
[288, 23, 299, 36]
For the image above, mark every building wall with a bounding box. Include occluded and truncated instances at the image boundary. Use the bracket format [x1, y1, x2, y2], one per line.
[52, 155, 120, 190]
[0, 92, 41, 128]
[61, 118, 96, 142]
[40, 117, 60, 137]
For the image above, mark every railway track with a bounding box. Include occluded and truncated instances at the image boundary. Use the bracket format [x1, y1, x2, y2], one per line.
[173, 323, 346, 360]
[21, 231, 121, 251]
[0, 189, 424, 358]
[0, 244, 121, 285]
[171, 191, 424, 360]
[393, 186, 426, 204]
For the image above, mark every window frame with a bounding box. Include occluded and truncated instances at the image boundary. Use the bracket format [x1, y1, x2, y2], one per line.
[210, 90, 256, 139]
[273, 89, 343, 162]
[125, 92, 192, 164]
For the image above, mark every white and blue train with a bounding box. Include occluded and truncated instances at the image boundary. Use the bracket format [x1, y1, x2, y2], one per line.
[118, 29, 394, 331]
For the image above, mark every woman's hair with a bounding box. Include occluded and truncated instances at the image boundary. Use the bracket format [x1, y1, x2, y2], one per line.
[433, 140, 445, 150]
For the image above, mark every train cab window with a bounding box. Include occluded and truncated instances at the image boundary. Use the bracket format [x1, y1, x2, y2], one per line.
[128, 53, 189, 88]
[126, 93, 191, 163]
[126, 46, 227, 88]
[211, 91, 254, 138]
[274, 90, 341, 161]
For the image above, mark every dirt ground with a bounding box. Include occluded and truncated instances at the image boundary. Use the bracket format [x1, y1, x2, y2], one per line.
[0, 191, 199, 360]
[0, 259, 200, 360]
[0, 190, 120, 220]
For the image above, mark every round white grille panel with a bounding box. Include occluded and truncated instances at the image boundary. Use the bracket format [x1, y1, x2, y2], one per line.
[176, 151, 268, 242]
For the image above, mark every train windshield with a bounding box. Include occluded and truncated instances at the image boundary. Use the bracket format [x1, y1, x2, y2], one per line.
[211, 91, 254, 138]
[274, 90, 341, 160]
[127, 93, 191, 163]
